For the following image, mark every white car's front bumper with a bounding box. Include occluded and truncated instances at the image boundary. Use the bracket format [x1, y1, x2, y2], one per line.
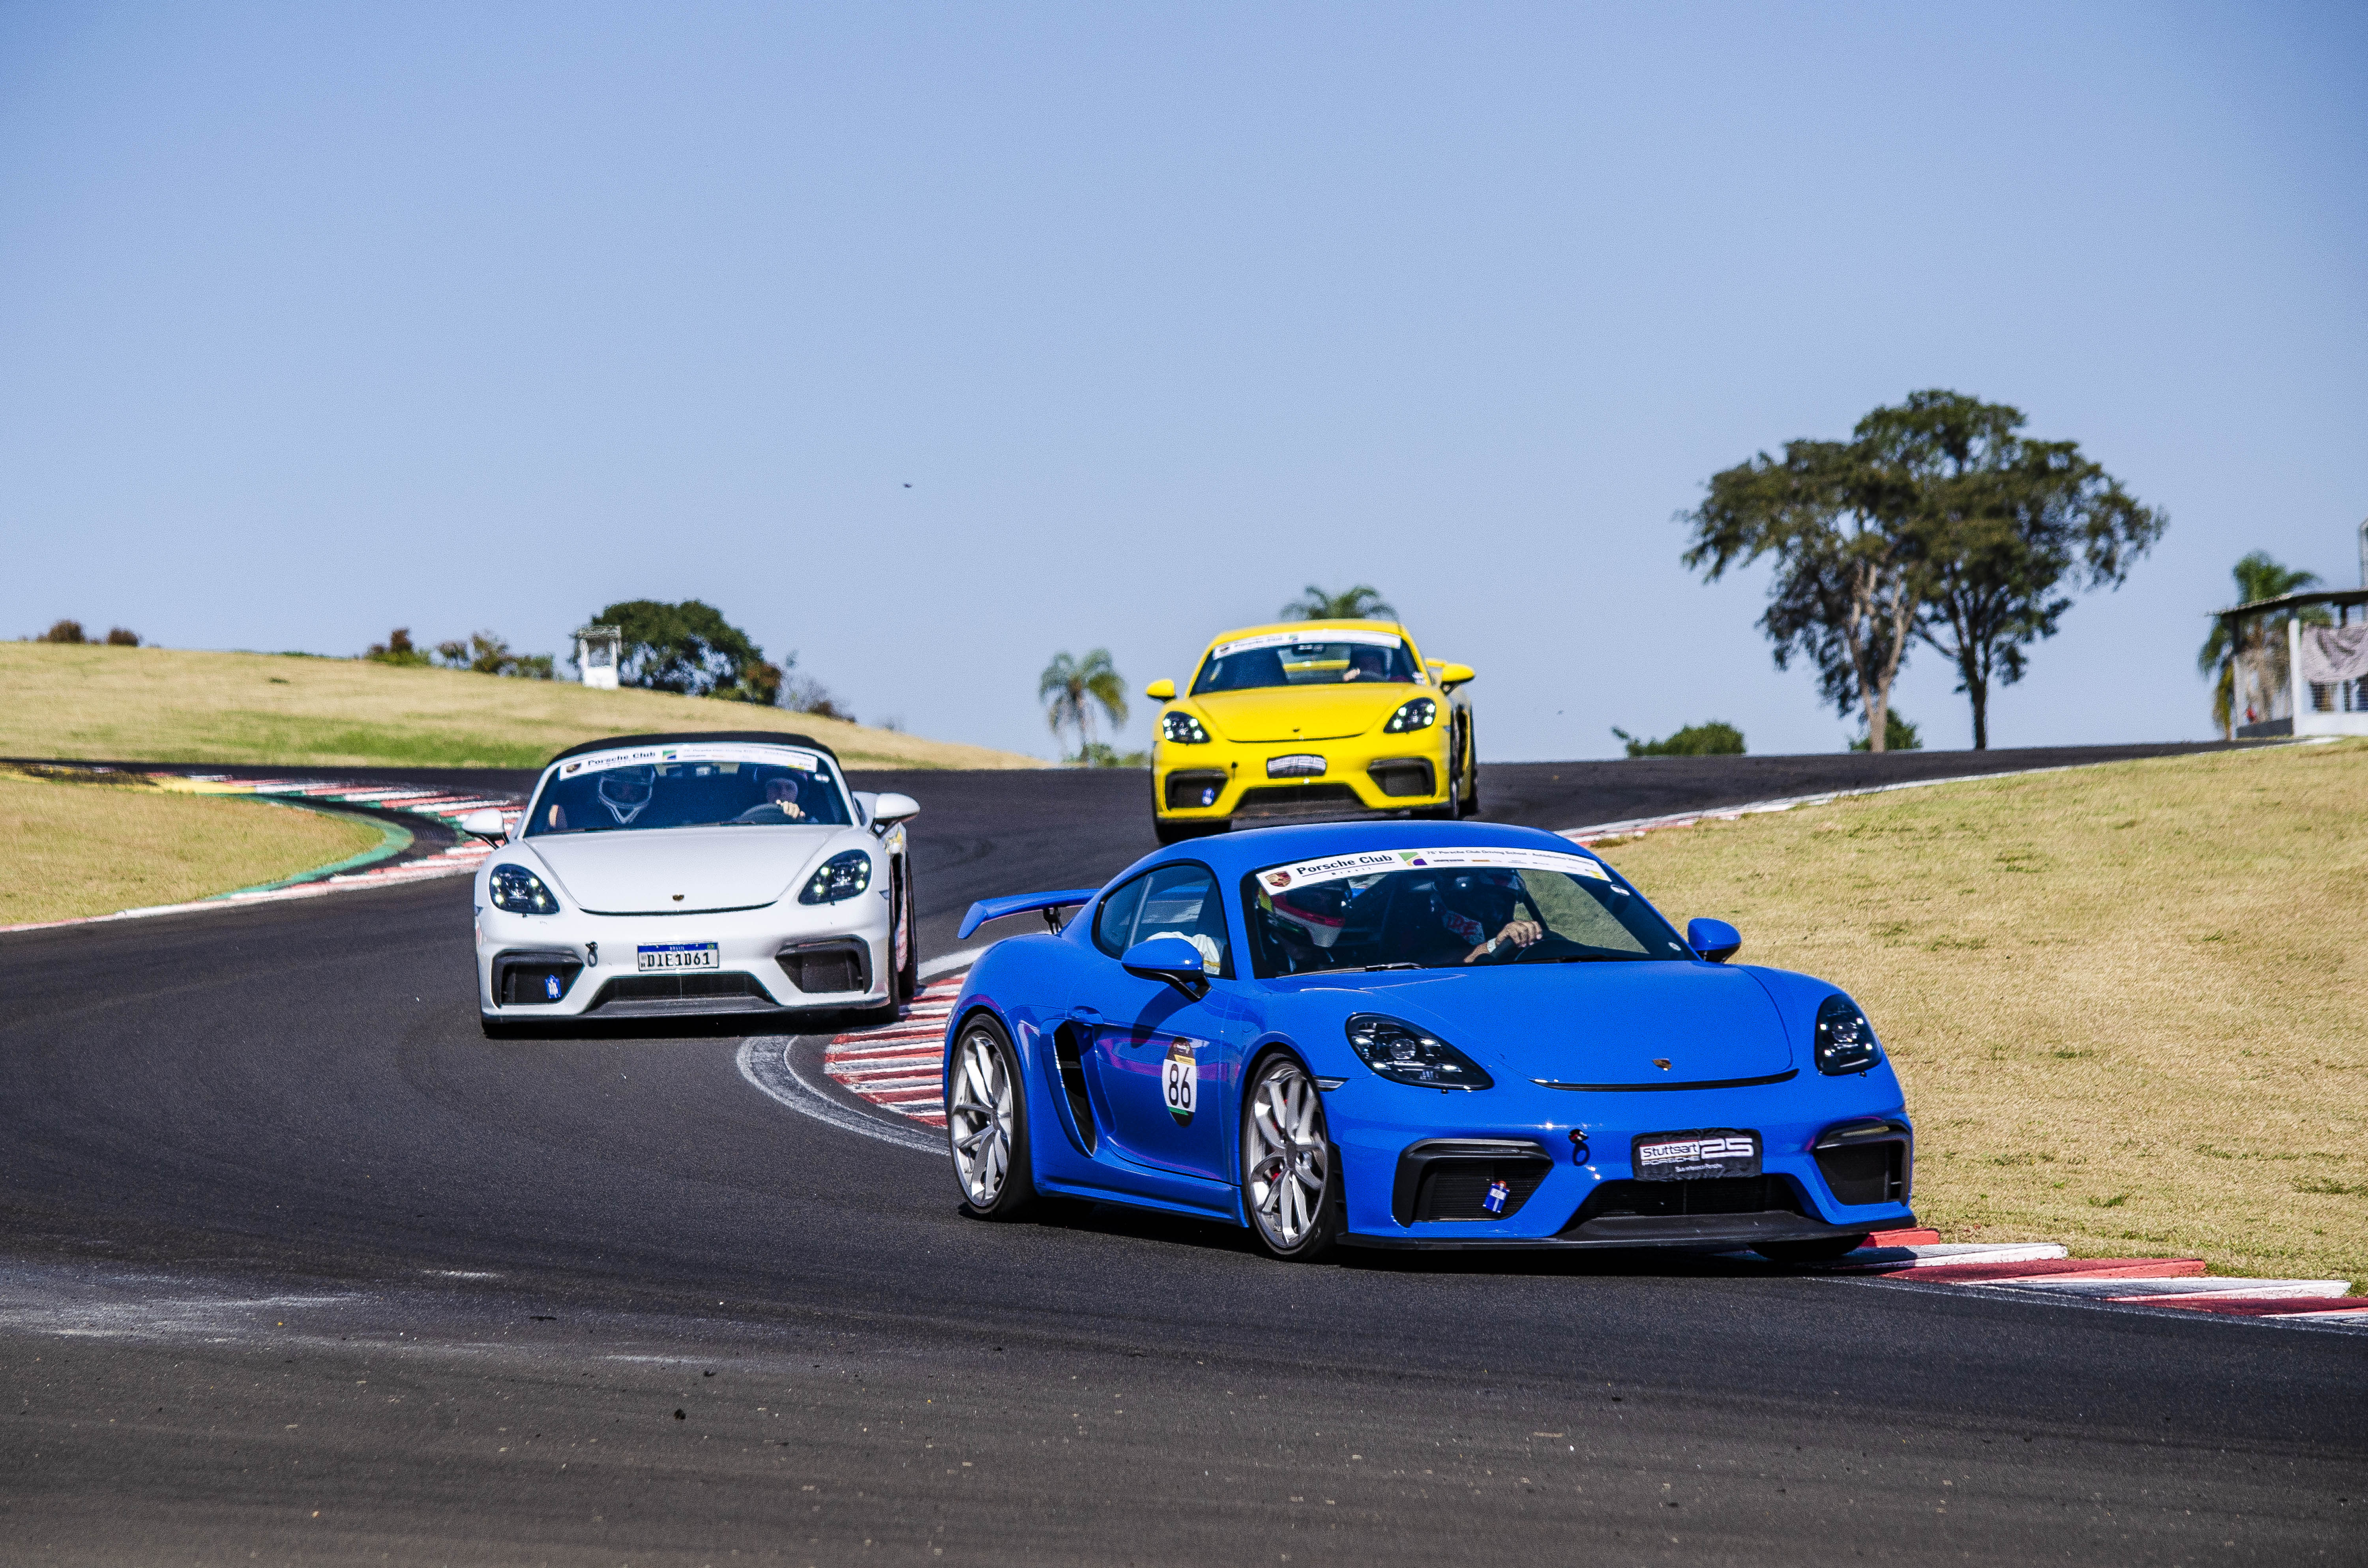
[474, 890, 894, 1020]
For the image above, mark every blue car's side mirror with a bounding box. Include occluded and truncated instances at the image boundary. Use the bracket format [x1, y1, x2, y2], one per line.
[1120, 934, 1209, 999]
[1686, 918, 1742, 964]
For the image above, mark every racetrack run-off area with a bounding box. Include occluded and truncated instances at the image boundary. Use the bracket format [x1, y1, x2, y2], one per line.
[2, 743, 2362, 1565]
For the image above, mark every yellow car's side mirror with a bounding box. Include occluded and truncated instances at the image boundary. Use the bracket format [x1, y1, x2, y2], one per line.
[1145, 678, 1177, 701]
[1435, 662, 1476, 689]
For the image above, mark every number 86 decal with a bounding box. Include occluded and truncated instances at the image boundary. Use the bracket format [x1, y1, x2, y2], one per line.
[1162, 1040, 1197, 1125]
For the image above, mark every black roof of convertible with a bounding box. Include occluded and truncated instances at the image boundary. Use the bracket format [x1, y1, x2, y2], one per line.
[543, 731, 840, 768]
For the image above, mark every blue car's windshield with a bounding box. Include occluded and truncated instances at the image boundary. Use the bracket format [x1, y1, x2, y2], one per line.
[524, 744, 852, 836]
[1192, 630, 1422, 695]
[1240, 846, 1692, 978]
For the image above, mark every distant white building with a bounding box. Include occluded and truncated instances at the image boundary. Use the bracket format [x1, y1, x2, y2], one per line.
[574, 625, 621, 690]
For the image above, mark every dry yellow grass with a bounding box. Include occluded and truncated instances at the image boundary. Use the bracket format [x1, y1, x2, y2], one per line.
[0, 769, 384, 925]
[1594, 740, 2368, 1288]
[0, 643, 1043, 771]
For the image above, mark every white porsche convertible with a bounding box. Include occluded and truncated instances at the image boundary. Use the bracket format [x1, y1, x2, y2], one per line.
[464, 732, 919, 1035]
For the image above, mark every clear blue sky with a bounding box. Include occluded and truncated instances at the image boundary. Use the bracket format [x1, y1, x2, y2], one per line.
[4, 3, 2361, 760]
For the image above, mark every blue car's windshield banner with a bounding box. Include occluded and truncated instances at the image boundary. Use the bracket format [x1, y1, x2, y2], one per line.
[1255, 845, 1610, 894]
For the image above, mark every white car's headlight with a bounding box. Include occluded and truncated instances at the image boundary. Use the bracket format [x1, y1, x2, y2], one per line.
[489, 863, 560, 915]
[800, 849, 873, 905]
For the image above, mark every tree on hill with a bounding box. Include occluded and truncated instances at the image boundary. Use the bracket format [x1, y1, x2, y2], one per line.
[781, 672, 856, 723]
[435, 631, 555, 679]
[39, 619, 86, 644]
[1682, 390, 2162, 751]
[1040, 649, 1128, 760]
[1682, 434, 1919, 750]
[2198, 553, 2327, 738]
[1611, 721, 1744, 757]
[1282, 584, 1396, 621]
[1876, 392, 2164, 750]
[364, 628, 433, 667]
[592, 600, 782, 704]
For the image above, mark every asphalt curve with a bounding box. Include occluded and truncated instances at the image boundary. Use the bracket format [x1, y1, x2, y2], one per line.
[4, 743, 2359, 1566]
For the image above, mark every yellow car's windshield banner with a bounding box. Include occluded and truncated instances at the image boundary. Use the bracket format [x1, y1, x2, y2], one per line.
[1254, 845, 1609, 894]
[1208, 627, 1405, 660]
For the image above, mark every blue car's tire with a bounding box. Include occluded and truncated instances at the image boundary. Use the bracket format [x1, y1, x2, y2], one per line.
[948, 1014, 1036, 1220]
[1241, 1053, 1341, 1261]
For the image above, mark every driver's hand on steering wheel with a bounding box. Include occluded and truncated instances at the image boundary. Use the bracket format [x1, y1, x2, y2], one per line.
[1465, 918, 1543, 963]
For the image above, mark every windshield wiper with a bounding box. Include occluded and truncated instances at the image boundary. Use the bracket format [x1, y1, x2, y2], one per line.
[1323, 962, 1425, 973]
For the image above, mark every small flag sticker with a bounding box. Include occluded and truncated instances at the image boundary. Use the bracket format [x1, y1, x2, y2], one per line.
[1482, 1179, 1511, 1216]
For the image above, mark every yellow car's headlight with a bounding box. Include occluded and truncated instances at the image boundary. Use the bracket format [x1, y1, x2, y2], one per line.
[1384, 697, 1437, 733]
[1162, 711, 1211, 744]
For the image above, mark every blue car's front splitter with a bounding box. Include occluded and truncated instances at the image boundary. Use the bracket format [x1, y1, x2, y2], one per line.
[1324, 1077, 1916, 1252]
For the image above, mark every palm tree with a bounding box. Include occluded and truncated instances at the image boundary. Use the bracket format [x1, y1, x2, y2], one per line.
[1039, 649, 1129, 759]
[1281, 584, 1396, 621]
[2198, 552, 2326, 737]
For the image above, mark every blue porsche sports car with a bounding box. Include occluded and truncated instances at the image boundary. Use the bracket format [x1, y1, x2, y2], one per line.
[943, 820, 1915, 1261]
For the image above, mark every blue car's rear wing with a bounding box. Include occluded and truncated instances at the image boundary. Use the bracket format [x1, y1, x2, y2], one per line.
[956, 889, 1100, 940]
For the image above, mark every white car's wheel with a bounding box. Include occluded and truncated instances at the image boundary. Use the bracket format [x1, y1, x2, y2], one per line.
[1242, 1054, 1340, 1260]
[948, 1017, 1035, 1218]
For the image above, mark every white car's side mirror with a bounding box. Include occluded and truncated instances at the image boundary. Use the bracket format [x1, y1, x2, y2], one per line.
[459, 808, 509, 846]
[871, 791, 920, 826]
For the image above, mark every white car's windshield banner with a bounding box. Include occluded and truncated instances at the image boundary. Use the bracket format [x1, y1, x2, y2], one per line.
[1255, 845, 1609, 894]
[1208, 627, 1405, 660]
[555, 743, 828, 778]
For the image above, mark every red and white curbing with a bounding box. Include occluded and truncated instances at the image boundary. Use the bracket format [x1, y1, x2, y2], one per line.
[821, 965, 2367, 1328]
[822, 975, 963, 1129]
[0, 771, 524, 935]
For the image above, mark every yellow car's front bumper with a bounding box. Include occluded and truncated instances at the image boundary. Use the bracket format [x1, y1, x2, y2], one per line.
[1152, 726, 1454, 821]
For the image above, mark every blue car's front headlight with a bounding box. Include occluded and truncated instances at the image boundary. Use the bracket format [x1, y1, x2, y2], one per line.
[488, 863, 559, 915]
[1346, 1014, 1494, 1090]
[800, 849, 874, 905]
[1815, 994, 1883, 1075]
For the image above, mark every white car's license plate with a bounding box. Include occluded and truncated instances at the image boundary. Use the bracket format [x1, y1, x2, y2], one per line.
[638, 942, 720, 973]
[1633, 1128, 1761, 1181]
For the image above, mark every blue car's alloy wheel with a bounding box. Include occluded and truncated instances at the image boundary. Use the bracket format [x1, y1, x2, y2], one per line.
[1242, 1055, 1339, 1260]
[949, 1019, 1035, 1218]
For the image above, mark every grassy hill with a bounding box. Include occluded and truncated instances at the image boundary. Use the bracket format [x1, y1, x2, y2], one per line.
[1595, 739, 2366, 1288]
[0, 644, 1043, 771]
[1, 765, 386, 926]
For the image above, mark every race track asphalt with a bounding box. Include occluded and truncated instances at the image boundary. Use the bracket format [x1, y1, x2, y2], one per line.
[3, 743, 2360, 1566]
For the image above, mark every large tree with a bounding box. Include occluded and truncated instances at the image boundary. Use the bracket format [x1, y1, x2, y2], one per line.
[1683, 391, 2162, 751]
[1681, 436, 1921, 750]
[1871, 392, 2164, 749]
[593, 599, 783, 704]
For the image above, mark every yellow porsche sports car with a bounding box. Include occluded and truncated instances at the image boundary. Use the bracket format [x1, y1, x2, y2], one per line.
[1145, 619, 1477, 843]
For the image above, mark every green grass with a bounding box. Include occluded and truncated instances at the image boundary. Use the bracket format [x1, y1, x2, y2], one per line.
[1593, 740, 2368, 1289]
[0, 767, 385, 926]
[0, 643, 1043, 771]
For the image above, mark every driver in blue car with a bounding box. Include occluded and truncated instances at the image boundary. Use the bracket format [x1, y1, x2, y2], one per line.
[1443, 872, 1543, 964]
